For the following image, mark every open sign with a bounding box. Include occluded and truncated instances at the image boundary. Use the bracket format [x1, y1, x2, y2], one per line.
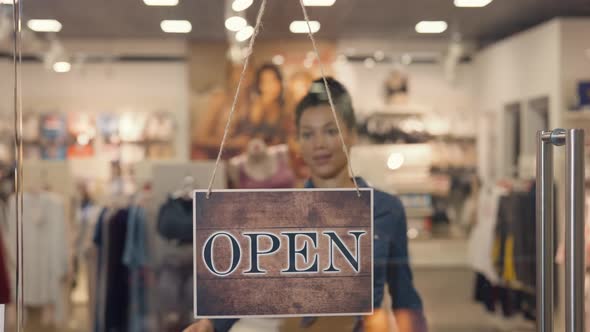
[194, 189, 374, 318]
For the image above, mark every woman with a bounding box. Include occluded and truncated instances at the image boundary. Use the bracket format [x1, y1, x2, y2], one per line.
[185, 78, 428, 332]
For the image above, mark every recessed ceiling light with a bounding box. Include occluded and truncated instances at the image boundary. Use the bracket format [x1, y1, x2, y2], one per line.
[235, 25, 254, 42]
[290, 21, 320, 34]
[143, 0, 179, 6]
[160, 20, 192, 33]
[232, 0, 253, 12]
[454, 0, 492, 7]
[415, 21, 448, 34]
[272, 54, 285, 66]
[27, 19, 62, 32]
[53, 61, 71, 73]
[225, 16, 247, 32]
[303, 0, 336, 6]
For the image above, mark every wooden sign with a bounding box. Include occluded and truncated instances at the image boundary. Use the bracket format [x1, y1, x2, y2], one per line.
[193, 188, 374, 318]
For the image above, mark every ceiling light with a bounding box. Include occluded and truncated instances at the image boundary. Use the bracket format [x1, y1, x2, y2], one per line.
[53, 61, 71, 73]
[303, 0, 336, 6]
[232, 0, 253, 12]
[374, 50, 385, 61]
[143, 0, 178, 6]
[364, 58, 375, 69]
[272, 54, 285, 66]
[415, 21, 447, 34]
[225, 16, 247, 32]
[160, 20, 192, 33]
[387, 152, 404, 170]
[235, 25, 254, 42]
[290, 20, 320, 34]
[27, 19, 62, 32]
[454, 0, 492, 7]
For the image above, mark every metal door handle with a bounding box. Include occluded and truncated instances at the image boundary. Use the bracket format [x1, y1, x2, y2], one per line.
[536, 128, 585, 332]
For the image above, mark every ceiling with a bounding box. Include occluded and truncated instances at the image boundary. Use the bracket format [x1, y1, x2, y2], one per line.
[9, 0, 590, 47]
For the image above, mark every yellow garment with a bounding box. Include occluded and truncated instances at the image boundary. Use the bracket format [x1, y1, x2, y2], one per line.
[503, 235, 517, 282]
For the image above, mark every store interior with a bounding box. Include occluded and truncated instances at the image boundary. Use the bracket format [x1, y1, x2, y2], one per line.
[1, 0, 590, 331]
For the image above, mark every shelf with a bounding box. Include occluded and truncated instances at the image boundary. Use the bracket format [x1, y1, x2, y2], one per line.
[564, 111, 590, 121]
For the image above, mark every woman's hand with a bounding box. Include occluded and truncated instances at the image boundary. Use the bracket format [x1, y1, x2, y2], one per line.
[183, 319, 214, 332]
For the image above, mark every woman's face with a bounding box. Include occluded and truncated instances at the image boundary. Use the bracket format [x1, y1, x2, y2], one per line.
[259, 69, 282, 101]
[298, 106, 354, 179]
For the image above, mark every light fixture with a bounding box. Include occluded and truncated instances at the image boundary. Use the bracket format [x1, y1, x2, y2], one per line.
[143, 0, 179, 6]
[290, 20, 320, 34]
[415, 21, 447, 34]
[0, 0, 16, 4]
[364, 58, 375, 69]
[27, 19, 62, 32]
[160, 20, 192, 33]
[272, 54, 285, 66]
[303, 58, 314, 69]
[374, 50, 385, 61]
[454, 0, 492, 7]
[225, 16, 247, 32]
[302, 0, 336, 6]
[53, 61, 71, 73]
[387, 152, 404, 170]
[235, 25, 254, 42]
[232, 0, 253, 12]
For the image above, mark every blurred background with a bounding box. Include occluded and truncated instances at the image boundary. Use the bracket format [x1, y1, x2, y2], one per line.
[1, 0, 590, 331]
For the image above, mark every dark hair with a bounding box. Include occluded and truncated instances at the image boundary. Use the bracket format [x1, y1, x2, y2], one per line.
[254, 63, 284, 105]
[295, 77, 356, 130]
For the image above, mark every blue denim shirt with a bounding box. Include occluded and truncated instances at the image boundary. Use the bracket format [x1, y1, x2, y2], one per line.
[212, 178, 423, 332]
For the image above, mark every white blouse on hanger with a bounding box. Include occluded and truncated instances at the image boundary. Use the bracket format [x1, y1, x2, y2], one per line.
[6, 191, 69, 324]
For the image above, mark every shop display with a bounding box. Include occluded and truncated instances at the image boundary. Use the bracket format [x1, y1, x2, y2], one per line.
[119, 112, 148, 143]
[469, 180, 539, 321]
[40, 113, 68, 160]
[145, 112, 175, 142]
[97, 113, 120, 145]
[67, 113, 96, 158]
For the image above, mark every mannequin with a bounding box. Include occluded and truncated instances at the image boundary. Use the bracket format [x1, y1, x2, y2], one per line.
[228, 139, 295, 189]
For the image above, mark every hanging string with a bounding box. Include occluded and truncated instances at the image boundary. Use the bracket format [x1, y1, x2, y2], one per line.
[206, 0, 361, 197]
[297, 0, 360, 196]
[206, 0, 268, 199]
[11, 0, 25, 330]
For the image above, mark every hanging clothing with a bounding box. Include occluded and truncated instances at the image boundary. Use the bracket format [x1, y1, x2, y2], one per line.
[157, 197, 193, 244]
[237, 154, 295, 189]
[6, 191, 69, 323]
[0, 228, 11, 304]
[468, 184, 506, 283]
[123, 205, 150, 332]
[94, 208, 130, 332]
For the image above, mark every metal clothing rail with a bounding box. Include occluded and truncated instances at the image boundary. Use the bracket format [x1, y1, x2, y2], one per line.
[536, 128, 585, 332]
